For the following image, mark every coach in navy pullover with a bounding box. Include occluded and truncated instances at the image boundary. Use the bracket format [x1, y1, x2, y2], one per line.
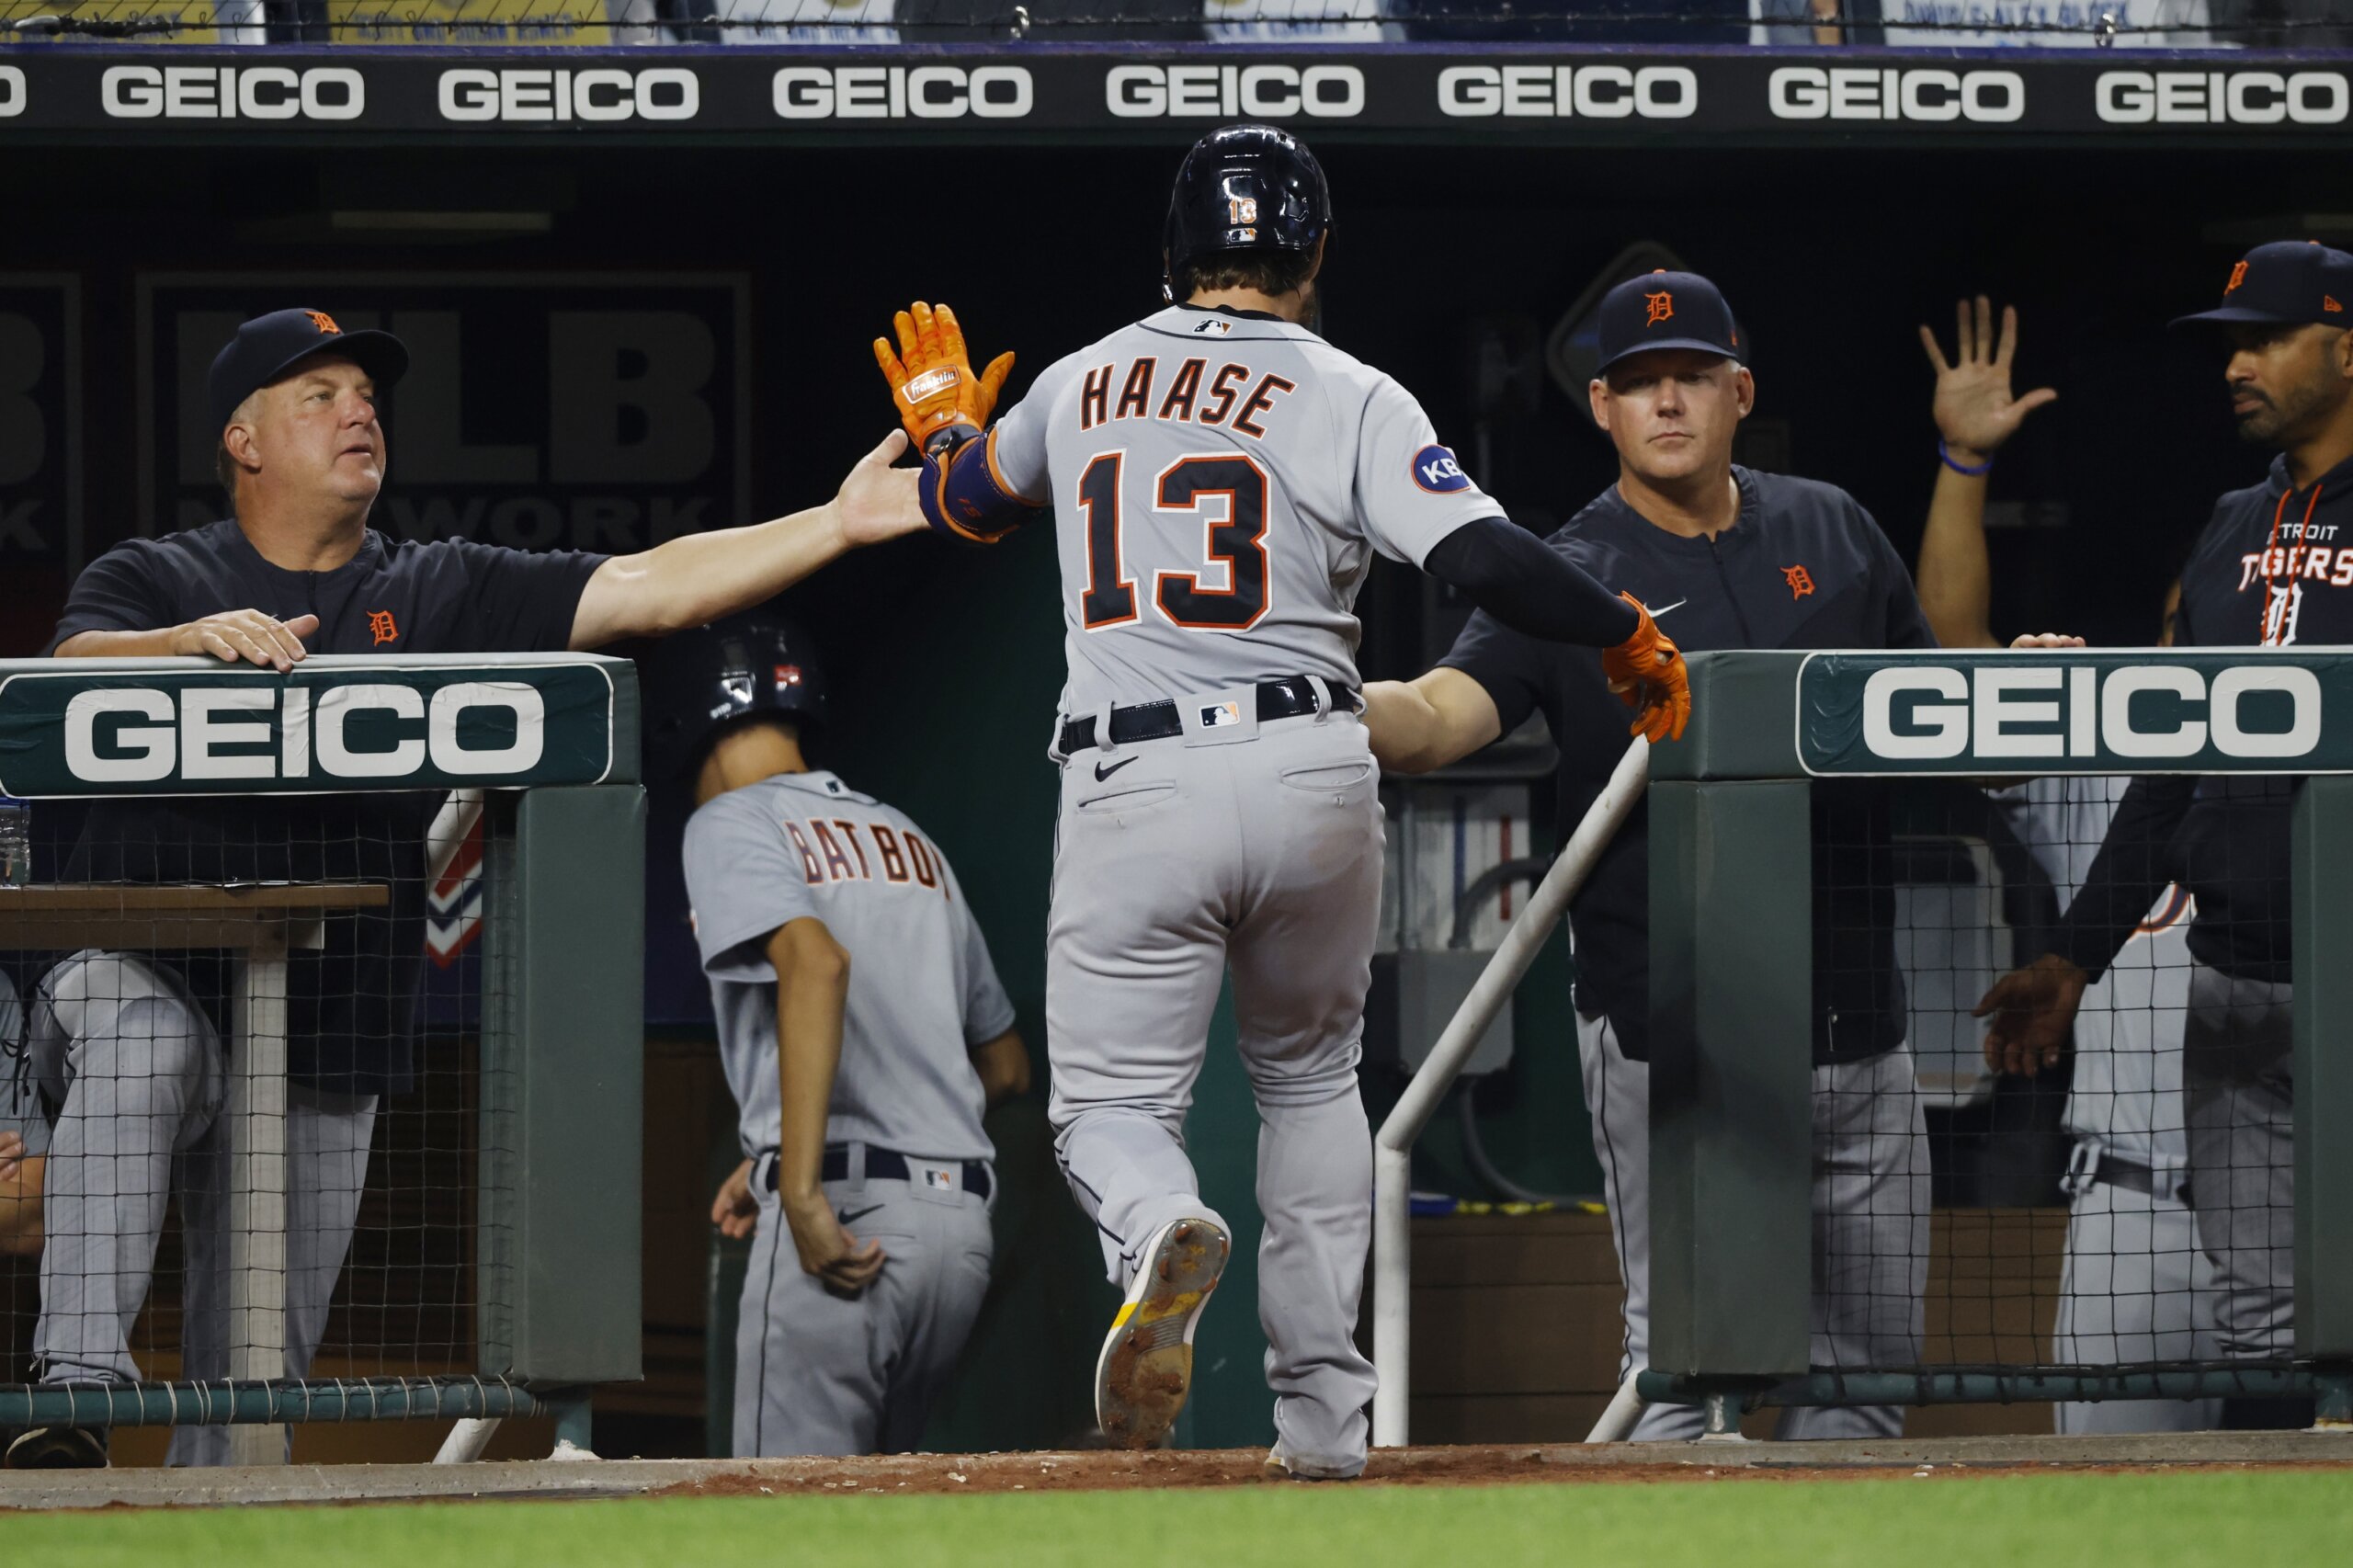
[1984, 242, 2353, 1072]
[1367, 272, 1937, 1066]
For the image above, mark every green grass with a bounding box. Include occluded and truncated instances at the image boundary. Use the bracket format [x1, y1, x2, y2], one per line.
[8, 1470, 2344, 1568]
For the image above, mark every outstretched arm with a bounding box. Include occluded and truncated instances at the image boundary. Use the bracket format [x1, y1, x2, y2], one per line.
[567, 431, 922, 650]
[1363, 668, 1505, 774]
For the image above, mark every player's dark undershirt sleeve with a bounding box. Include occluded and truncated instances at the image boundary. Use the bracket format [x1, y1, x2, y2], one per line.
[2052, 774, 2198, 981]
[44, 542, 176, 653]
[454, 540, 610, 653]
[1424, 518, 1641, 649]
[1437, 607, 1549, 738]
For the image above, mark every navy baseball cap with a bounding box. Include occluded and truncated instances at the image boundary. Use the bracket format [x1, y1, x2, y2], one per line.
[2172, 241, 2353, 331]
[1595, 269, 1743, 375]
[207, 308, 409, 434]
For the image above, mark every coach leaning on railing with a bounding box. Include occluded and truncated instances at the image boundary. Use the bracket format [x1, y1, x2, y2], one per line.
[5, 304, 930, 1472]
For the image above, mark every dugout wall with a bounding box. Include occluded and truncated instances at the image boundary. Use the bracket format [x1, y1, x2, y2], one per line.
[1643, 648, 2353, 1430]
[0, 653, 643, 1461]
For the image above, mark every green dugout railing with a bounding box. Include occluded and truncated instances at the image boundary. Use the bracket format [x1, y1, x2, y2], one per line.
[0, 653, 645, 1462]
[1641, 648, 2353, 1433]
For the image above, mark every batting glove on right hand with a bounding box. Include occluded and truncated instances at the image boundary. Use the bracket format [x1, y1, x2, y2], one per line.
[1601, 592, 1691, 744]
[873, 301, 1015, 457]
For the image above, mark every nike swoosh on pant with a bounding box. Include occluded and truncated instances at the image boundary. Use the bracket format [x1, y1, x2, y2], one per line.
[837, 1205, 883, 1227]
[1094, 756, 1138, 781]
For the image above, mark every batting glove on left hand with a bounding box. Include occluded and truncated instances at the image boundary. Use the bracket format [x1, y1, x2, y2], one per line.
[873, 301, 1015, 457]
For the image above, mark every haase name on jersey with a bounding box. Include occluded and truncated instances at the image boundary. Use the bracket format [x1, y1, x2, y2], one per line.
[63, 682, 547, 783]
[1862, 663, 2321, 761]
[780, 814, 952, 901]
[1078, 358, 1298, 437]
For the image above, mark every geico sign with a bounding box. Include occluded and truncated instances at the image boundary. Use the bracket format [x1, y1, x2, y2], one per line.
[103, 65, 364, 120]
[1438, 64, 1697, 119]
[1861, 665, 2322, 761]
[1107, 64, 1364, 119]
[439, 67, 699, 123]
[0, 66, 24, 120]
[772, 65, 1032, 120]
[63, 684, 547, 784]
[2097, 70, 2348, 125]
[1770, 67, 2024, 123]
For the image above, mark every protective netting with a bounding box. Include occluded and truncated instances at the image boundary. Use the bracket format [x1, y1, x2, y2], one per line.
[2, 0, 2348, 45]
[1802, 772, 2300, 1428]
[0, 788, 502, 1453]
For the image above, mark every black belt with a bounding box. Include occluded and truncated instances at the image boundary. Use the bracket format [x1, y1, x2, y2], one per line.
[1058, 677, 1357, 756]
[766, 1144, 992, 1201]
[2081, 1150, 2185, 1205]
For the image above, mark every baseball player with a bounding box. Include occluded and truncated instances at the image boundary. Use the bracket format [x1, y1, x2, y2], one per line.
[1369, 267, 1937, 1440]
[1981, 242, 2353, 1427]
[1914, 300, 2220, 1433]
[874, 125, 1688, 1477]
[0, 971, 47, 1263]
[11, 306, 928, 1469]
[650, 618, 1029, 1457]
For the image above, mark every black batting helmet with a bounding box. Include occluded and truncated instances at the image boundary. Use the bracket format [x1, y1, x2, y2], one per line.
[641, 615, 827, 779]
[1162, 123, 1332, 301]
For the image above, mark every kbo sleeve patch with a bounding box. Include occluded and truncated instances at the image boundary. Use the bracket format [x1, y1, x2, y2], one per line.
[1411, 445, 1472, 494]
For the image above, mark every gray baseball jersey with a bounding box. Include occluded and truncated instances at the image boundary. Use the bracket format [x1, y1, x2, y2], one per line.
[682, 770, 1016, 1164]
[0, 971, 47, 1158]
[988, 304, 1497, 717]
[993, 304, 1494, 1474]
[1992, 778, 2192, 1174]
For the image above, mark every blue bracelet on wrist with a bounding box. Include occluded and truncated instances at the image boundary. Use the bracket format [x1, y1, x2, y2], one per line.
[1939, 438, 1995, 477]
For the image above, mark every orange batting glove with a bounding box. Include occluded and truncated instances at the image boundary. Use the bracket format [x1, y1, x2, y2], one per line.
[872, 301, 1015, 457]
[1600, 592, 1690, 744]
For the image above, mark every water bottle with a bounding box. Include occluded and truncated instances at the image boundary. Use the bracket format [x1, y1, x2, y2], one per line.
[0, 795, 28, 887]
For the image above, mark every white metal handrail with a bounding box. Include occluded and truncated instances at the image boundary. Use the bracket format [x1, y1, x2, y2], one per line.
[1370, 735, 1653, 1449]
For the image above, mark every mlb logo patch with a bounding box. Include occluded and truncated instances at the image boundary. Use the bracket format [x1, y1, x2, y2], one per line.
[1190, 317, 1233, 337]
[775, 663, 802, 691]
[1201, 700, 1242, 728]
[926, 1168, 955, 1190]
[1412, 445, 1472, 494]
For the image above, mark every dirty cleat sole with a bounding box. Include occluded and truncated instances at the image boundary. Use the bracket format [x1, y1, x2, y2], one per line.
[1096, 1216, 1230, 1449]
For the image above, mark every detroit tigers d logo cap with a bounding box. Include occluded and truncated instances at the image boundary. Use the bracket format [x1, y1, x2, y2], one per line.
[208, 308, 411, 434]
[2172, 241, 2353, 331]
[1595, 269, 1744, 375]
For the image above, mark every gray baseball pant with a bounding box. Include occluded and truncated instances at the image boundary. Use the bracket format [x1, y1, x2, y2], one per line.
[2053, 1158, 2222, 1434]
[2181, 963, 2295, 1363]
[1047, 706, 1382, 1474]
[733, 1157, 993, 1457]
[30, 953, 377, 1467]
[1575, 1012, 1929, 1439]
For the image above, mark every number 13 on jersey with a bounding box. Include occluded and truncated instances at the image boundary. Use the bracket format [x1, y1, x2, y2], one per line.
[1078, 451, 1272, 633]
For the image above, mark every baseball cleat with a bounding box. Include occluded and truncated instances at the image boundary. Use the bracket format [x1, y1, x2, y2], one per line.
[1096, 1215, 1230, 1450]
[4, 1426, 108, 1470]
[1264, 1440, 1364, 1482]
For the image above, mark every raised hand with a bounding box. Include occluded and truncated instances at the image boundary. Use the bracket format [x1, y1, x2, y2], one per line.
[873, 301, 1015, 456]
[1919, 297, 2058, 464]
